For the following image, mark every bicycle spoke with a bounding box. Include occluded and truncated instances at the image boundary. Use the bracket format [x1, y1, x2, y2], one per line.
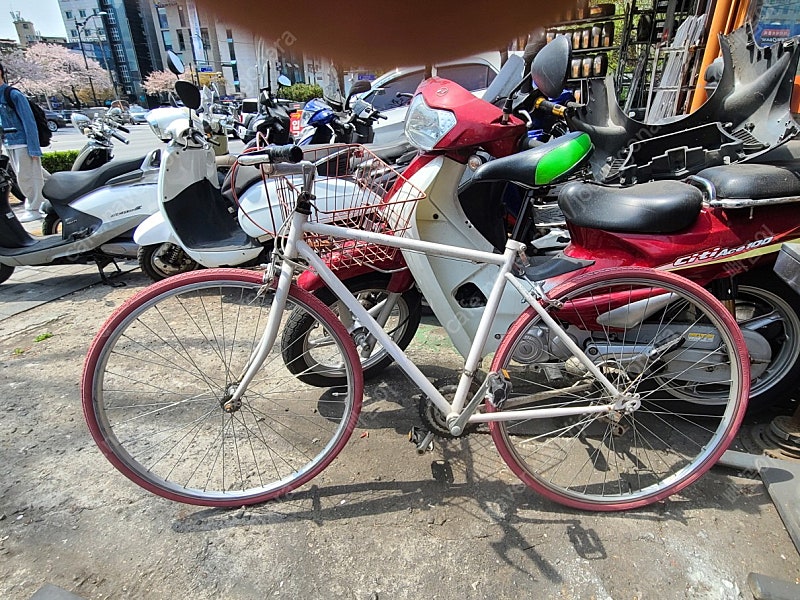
[490, 270, 747, 510]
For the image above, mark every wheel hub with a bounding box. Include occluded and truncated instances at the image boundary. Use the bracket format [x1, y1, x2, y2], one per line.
[220, 384, 243, 413]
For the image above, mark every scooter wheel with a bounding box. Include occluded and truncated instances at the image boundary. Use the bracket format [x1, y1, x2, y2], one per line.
[281, 274, 422, 387]
[42, 212, 62, 236]
[138, 243, 200, 281]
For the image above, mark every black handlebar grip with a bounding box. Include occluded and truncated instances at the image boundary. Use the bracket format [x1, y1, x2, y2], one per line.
[266, 144, 304, 164]
[535, 98, 567, 118]
[112, 131, 129, 144]
[117, 125, 130, 134]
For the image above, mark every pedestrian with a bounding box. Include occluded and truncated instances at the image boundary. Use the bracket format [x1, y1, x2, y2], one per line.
[0, 62, 45, 223]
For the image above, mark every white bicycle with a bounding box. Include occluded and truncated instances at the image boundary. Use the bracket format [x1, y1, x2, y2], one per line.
[82, 144, 750, 511]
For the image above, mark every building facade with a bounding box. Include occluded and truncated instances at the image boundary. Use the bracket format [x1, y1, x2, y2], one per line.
[10, 12, 66, 47]
[58, 0, 161, 103]
[57, 0, 338, 102]
[149, 0, 336, 99]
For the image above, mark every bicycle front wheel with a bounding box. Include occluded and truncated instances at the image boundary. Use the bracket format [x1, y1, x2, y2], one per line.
[82, 269, 363, 507]
[488, 268, 749, 511]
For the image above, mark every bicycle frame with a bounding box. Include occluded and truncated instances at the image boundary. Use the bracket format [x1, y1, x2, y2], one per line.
[227, 163, 633, 436]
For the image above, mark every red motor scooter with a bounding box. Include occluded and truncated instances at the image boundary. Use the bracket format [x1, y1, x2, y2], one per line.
[286, 30, 800, 411]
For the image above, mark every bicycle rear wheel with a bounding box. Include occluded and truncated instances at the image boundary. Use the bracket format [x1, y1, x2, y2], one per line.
[488, 268, 749, 511]
[82, 269, 363, 507]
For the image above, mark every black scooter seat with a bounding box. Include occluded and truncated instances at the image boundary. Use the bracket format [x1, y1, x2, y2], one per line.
[559, 180, 703, 234]
[43, 156, 146, 206]
[696, 164, 800, 199]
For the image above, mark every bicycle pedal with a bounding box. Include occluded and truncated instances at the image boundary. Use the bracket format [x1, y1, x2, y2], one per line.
[487, 369, 513, 408]
[408, 426, 435, 454]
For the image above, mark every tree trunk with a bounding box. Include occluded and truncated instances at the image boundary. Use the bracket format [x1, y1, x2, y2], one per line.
[70, 86, 82, 109]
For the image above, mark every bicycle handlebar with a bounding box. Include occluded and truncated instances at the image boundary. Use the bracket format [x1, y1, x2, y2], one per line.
[238, 144, 304, 166]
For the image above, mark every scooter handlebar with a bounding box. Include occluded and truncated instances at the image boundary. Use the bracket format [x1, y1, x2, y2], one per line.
[116, 124, 130, 134]
[534, 98, 568, 118]
[111, 131, 129, 144]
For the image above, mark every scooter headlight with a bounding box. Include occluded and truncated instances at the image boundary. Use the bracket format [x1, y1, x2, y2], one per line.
[404, 94, 456, 151]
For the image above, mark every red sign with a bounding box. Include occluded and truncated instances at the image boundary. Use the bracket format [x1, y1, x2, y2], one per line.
[289, 110, 303, 138]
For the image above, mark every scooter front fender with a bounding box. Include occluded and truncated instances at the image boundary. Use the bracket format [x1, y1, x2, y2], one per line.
[297, 251, 413, 293]
[133, 211, 177, 246]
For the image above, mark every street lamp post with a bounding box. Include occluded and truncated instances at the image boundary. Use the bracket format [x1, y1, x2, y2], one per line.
[92, 12, 119, 100]
[76, 12, 118, 105]
[75, 21, 99, 107]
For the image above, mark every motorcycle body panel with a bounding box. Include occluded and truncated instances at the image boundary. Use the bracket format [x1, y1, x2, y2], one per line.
[72, 144, 113, 171]
[571, 25, 800, 182]
[0, 213, 143, 266]
[562, 203, 800, 284]
[237, 172, 384, 240]
[158, 143, 262, 267]
[418, 76, 525, 157]
[133, 211, 177, 246]
[399, 156, 533, 357]
[58, 162, 159, 239]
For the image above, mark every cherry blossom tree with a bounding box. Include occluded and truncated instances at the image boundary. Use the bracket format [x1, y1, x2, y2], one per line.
[2, 43, 112, 108]
[142, 69, 188, 95]
[0, 49, 42, 88]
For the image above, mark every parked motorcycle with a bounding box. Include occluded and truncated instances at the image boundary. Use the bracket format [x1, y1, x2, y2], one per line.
[289, 28, 800, 412]
[38, 111, 135, 236]
[69, 111, 131, 172]
[0, 131, 160, 285]
[241, 76, 294, 145]
[295, 81, 384, 146]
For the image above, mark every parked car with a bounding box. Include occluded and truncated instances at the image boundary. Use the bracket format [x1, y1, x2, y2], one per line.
[43, 109, 67, 132]
[128, 105, 149, 125]
[353, 53, 502, 144]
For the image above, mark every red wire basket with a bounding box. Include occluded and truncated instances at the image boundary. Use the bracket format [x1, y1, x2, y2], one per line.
[235, 144, 426, 270]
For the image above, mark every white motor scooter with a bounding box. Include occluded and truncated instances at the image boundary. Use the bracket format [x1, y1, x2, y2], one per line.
[0, 95, 204, 285]
[134, 93, 398, 280]
[134, 93, 383, 279]
[0, 136, 161, 285]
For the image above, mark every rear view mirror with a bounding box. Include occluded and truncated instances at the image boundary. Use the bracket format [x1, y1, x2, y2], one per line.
[277, 75, 292, 87]
[531, 35, 571, 99]
[345, 80, 372, 109]
[175, 81, 202, 110]
[166, 50, 185, 76]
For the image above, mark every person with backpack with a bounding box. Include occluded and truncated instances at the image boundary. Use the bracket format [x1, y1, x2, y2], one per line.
[0, 62, 46, 222]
